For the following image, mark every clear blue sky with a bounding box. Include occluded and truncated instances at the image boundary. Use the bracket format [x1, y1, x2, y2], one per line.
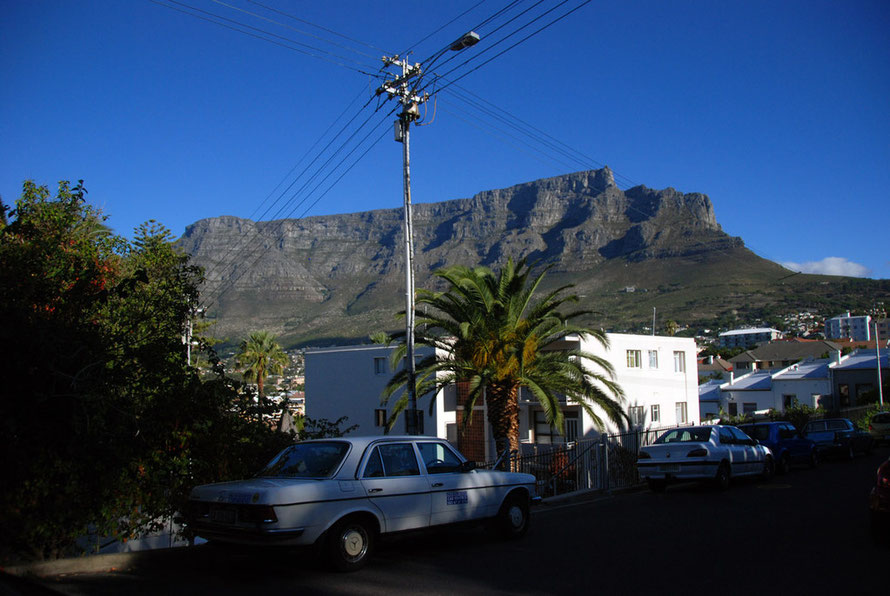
[2, 0, 888, 279]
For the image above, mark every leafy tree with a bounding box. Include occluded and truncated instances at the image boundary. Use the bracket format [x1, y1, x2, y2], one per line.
[235, 330, 289, 397]
[382, 258, 627, 465]
[664, 320, 678, 336]
[0, 181, 290, 563]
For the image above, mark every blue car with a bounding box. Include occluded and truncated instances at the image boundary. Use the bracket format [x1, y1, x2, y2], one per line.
[737, 422, 818, 474]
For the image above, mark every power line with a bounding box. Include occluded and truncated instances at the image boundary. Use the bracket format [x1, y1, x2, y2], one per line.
[211, 0, 387, 61]
[150, 0, 382, 75]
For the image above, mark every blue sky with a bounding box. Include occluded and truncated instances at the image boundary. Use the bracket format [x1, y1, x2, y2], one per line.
[2, 0, 888, 279]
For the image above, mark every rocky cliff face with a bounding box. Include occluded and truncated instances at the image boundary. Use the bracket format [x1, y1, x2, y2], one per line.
[179, 168, 748, 344]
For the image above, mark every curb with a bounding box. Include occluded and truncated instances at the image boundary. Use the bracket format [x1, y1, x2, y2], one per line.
[3, 546, 191, 579]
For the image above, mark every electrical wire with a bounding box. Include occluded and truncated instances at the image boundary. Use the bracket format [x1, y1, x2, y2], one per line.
[211, 0, 386, 61]
[149, 0, 382, 75]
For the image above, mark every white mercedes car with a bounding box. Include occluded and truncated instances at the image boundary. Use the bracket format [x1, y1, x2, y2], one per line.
[637, 425, 774, 492]
[186, 436, 538, 571]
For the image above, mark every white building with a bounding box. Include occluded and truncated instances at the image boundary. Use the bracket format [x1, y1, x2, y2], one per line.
[824, 312, 872, 341]
[711, 357, 837, 417]
[306, 333, 699, 461]
[718, 327, 784, 348]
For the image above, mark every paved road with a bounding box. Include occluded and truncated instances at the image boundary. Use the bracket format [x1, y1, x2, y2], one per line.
[33, 447, 890, 595]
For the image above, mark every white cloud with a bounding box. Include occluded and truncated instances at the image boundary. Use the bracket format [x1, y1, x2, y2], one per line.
[781, 257, 871, 278]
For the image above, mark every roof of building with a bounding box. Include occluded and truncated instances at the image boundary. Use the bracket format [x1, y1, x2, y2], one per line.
[773, 359, 832, 380]
[698, 379, 724, 402]
[698, 357, 733, 373]
[833, 350, 890, 371]
[725, 371, 773, 391]
[729, 340, 843, 364]
[719, 327, 781, 337]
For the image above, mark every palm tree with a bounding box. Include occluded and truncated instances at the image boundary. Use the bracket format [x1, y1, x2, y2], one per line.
[236, 330, 289, 397]
[383, 258, 627, 464]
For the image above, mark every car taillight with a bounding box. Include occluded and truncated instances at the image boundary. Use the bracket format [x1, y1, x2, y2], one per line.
[638, 451, 651, 459]
[686, 448, 708, 457]
[878, 463, 890, 488]
[239, 505, 278, 523]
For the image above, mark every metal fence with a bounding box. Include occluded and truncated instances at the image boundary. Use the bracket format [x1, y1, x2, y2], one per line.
[478, 425, 680, 499]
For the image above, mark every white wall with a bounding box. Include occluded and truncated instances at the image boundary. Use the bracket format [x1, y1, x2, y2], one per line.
[570, 333, 700, 436]
[304, 344, 453, 437]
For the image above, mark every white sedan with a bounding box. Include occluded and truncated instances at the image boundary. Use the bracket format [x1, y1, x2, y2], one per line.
[637, 425, 774, 492]
[187, 436, 538, 571]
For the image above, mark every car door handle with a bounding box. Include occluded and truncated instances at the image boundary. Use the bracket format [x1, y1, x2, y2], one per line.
[368, 488, 383, 493]
[431, 482, 444, 488]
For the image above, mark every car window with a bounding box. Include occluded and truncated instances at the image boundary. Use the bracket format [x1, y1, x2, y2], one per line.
[873, 413, 890, 423]
[418, 442, 463, 474]
[718, 427, 735, 444]
[779, 425, 797, 439]
[258, 441, 350, 478]
[806, 421, 826, 432]
[729, 427, 753, 443]
[740, 425, 770, 441]
[363, 443, 420, 478]
[827, 420, 848, 431]
[655, 428, 712, 444]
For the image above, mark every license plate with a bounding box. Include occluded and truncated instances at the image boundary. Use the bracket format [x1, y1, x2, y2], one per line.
[211, 508, 236, 524]
[659, 464, 680, 473]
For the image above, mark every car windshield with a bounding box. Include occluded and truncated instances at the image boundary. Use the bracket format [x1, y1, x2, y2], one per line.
[654, 428, 712, 444]
[257, 441, 350, 478]
[740, 425, 770, 441]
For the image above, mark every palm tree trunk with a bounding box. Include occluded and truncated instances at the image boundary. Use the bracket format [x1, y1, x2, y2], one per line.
[487, 381, 520, 471]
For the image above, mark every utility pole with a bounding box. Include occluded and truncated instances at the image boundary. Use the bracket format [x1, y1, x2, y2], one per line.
[875, 321, 884, 408]
[377, 32, 480, 435]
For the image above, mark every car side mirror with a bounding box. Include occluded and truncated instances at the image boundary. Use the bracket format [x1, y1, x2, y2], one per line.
[459, 460, 477, 473]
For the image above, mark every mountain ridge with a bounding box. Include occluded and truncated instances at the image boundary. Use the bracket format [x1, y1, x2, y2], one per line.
[179, 168, 886, 347]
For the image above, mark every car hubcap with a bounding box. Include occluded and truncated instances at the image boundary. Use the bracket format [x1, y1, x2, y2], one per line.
[509, 505, 524, 528]
[342, 529, 366, 559]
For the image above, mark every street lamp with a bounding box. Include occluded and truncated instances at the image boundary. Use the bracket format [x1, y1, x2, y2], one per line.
[377, 32, 480, 435]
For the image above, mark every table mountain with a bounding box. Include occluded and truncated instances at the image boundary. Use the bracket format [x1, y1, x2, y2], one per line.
[177, 168, 796, 346]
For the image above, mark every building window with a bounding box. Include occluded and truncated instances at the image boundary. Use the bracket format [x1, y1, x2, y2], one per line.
[673, 351, 686, 373]
[648, 350, 658, 369]
[675, 402, 687, 424]
[374, 357, 387, 375]
[651, 404, 660, 423]
[374, 409, 387, 427]
[727, 402, 738, 416]
[743, 403, 757, 415]
[630, 406, 645, 427]
[627, 350, 642, 368]
[782, 395, 796, 409]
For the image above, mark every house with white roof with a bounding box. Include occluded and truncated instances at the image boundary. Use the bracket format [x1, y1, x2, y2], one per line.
[305, 333, 699, 462]
[708, 358, 838, 417]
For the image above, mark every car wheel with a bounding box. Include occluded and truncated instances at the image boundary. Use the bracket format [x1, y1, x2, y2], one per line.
[496, 493, 530, 539]
[647, 478, 667, 493]
[779, 453, 791, 475]
[761, 456, 775, 481]
[327, 517, 374, 572]
[714, 463, 730, 491]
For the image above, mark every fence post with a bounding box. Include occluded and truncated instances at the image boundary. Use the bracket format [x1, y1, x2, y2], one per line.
[601, 435, 610, 495]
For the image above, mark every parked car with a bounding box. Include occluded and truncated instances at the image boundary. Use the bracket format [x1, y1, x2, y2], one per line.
[737, 421, 818, 474]
[868, 411, 890, 446]
[638, 425, 774, 492]
[186, 436, 538, 571]
[868, 456, 890, 541]
[803, 418, 873, 459]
